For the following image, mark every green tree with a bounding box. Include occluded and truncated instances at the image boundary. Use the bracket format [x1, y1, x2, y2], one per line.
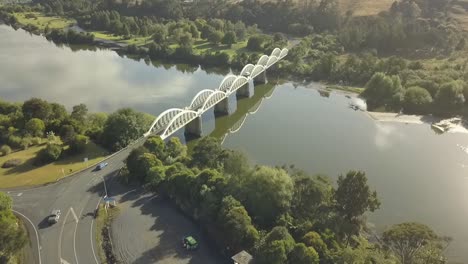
[208, 30, 224, 44]
[87, 112, 107, 141]
[102, 108, 152, 151]
[217, 196, 259, 253]
[144, 136, 166, 160]
[126, 146, 148, 179]
[128, 153, 162, 182]
[165, 137, 186, 161]
[153, 24, 167, 43]
[337, 236, 397, 264]
[362, 72, 404, 109]
[59, 124, 76, 144]
[302, 231, 328, 257]
[335, 171, 380, 221]
[48, 103, 68, 132]
[69, 134, 89, 154]
[22, 98, 51, 121]
[191, 137, 226, 169]
[37, 143, 62, 163]
[70, 103, 88, 124]
[145, 166, 166, 189]
[435, 81, 465, 111]
[288, 243, 319, 264]
[247, 35, 264, 51]
[257, 227, 295, 264]
[0, 192, 12, 211]
[25, 118, 45, 137]
[403, 86, 433, 113]
[243, 166, 294, 225]
[222, 31, 237, 47]
[178, 32, 193, 48]
[383, 222, 442, 264]
[0, 205, 27, 261]
[0, 145, 11, 156]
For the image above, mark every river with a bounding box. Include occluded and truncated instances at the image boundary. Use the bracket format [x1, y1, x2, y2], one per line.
[1, 25, 468, 262]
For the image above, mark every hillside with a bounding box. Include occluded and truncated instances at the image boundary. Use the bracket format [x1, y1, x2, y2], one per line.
[337, 0, 394, 16]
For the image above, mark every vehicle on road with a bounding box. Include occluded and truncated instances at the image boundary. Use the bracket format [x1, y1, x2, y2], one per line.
[48, 209, 61, 224]
[96, 162, 108, 170]
[182, 236, 198, 250]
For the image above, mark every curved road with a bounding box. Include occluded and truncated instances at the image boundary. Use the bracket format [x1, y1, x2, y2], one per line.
[5, 142, 140, 264]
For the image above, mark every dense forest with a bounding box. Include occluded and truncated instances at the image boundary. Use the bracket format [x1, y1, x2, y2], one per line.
[122, 136, 450, 264]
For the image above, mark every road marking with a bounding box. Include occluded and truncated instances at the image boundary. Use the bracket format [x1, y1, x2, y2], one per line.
[91, 197, 103, 264]
[61, 258, 71, 264]
[13, 210, 42, 264]
[17, 192, 22, 196]
[70, 207, 79, 223]
[58, 208, 71, 264]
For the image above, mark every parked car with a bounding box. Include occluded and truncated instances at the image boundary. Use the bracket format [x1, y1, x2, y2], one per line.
[182, 236, 198, 250]
[48, 209, 61, 224]
[96, 162, 108, 170]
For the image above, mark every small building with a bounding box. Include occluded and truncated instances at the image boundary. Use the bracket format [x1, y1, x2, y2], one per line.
[231, 250, 253, 264]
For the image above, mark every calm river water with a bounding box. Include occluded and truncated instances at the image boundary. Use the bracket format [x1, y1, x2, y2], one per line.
[1, 25, 468, 262]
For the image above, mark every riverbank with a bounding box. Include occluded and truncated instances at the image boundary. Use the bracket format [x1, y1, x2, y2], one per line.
[367, 111, 468, 134]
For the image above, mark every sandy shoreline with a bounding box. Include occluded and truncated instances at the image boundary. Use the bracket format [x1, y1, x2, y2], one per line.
[366, 111, 440, 124]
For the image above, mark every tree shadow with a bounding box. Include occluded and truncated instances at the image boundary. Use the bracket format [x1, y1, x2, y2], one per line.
[3, 157, 37, 175]
[131, 196, 228, 264]
[108, 180, 228, 264]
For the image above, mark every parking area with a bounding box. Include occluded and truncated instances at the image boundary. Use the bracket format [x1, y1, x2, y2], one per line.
[109, 183, 225, 264]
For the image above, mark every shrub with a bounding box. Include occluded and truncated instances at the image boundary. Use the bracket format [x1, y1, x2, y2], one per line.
[20, 137, 32, 150]
[36, 143, 62, 164]
[31, 137, 42, 146]
[0, 145, 12, 156]
[7, 135, 22, 149]
[69, 134, 89, 154]
[2, 159, 22, 168]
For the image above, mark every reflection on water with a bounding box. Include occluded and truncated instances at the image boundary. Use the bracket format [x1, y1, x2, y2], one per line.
[0, 25, 225, 114]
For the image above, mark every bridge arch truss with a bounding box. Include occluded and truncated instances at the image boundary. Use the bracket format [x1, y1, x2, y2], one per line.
[146, 47, 288, 139]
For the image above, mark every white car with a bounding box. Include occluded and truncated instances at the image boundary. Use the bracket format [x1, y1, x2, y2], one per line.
[48, 209, 61, 224]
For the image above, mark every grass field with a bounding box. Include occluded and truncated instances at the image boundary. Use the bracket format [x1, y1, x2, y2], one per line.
[13, 12, 75, 30]
[168, 39, 254, 58]
[0, 142, 108, 188]
[91, 31, 152, 46]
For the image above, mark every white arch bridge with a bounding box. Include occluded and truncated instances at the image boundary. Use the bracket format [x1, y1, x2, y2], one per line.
[144, 47, 288, 140]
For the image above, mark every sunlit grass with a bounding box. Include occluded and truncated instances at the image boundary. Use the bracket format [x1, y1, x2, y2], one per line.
[0, 142, 108, 188]
[13, 12, 75, 30]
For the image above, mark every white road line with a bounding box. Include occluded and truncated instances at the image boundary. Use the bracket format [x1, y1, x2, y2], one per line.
[61, 258, 71, 264]
[70, 207, 79, 223]
[91, 197, 103, 264]
[73, 205, 83, 264]
[17, 192, 22, 196]
[13, 210, 42, 264]
[58, 208, 71, 263]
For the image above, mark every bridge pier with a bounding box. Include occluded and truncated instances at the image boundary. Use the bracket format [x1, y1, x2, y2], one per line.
[236, 83, 251, 98]
[184, 116, 202, 138]
[214, 97, 230, 116]
[254, 71, 267, 85]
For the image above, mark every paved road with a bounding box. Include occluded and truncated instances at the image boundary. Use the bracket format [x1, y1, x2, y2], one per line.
[107, 181, 226, 264]
[5, 142, 139, 264]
